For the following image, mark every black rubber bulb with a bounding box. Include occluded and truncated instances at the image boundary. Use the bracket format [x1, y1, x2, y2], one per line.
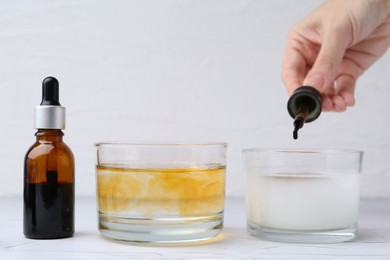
[40, 77, 61, 106]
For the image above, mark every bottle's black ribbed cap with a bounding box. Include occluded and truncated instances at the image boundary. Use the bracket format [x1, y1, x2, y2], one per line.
[287, 86, 322, 123]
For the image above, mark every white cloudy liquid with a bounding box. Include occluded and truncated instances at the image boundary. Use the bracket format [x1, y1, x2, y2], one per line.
[246, 173, 360, 231]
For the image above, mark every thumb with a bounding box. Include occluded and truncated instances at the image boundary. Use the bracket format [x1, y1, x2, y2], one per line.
[303, 34, 348, 93]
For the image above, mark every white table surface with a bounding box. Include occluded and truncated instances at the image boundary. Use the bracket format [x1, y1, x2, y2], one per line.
[1, 196, 390, 260]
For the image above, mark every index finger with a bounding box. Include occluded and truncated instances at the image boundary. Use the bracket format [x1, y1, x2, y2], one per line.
[281, 43, 308, 95]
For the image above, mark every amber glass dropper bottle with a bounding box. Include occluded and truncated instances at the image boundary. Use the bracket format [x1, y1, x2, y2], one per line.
[287, 86, 322, 139]
[23, 77, 75, 239]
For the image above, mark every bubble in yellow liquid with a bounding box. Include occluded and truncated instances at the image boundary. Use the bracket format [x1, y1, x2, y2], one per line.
[97, 165, 226, 217]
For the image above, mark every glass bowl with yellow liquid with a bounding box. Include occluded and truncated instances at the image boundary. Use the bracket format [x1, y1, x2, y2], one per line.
[95, 142, 227, 245]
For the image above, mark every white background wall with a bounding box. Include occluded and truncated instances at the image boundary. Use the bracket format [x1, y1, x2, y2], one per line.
[1, 0, 389, 198]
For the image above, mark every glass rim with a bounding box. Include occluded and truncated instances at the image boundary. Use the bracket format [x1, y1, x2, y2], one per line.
[242, 148, 363, 155]
[95, 141, 228, 148]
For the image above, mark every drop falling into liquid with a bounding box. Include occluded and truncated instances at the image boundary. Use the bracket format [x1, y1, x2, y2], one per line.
[293, 117, 305, 140]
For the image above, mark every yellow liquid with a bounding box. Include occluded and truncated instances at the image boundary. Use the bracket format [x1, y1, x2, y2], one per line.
[97, 165, 226, 217]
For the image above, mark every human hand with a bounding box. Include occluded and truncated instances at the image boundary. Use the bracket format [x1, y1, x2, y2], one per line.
[282, 0, 390, 112]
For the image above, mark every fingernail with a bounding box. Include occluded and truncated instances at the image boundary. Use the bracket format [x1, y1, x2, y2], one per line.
[303, 74, 326, 92]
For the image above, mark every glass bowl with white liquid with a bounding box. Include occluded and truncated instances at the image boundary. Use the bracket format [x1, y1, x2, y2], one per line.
[243, 149, 363, 243]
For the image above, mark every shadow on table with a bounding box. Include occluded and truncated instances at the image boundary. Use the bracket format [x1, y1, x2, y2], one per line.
[357, 228, 390, 243]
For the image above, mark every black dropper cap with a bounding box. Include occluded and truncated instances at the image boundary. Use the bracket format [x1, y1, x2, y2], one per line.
[41, 77, 61, 106]
[34, 77, 66, 130]
[287, 86, 322, 140]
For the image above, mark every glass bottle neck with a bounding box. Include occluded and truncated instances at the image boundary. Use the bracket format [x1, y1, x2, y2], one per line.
[35, 129, 64, 141]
